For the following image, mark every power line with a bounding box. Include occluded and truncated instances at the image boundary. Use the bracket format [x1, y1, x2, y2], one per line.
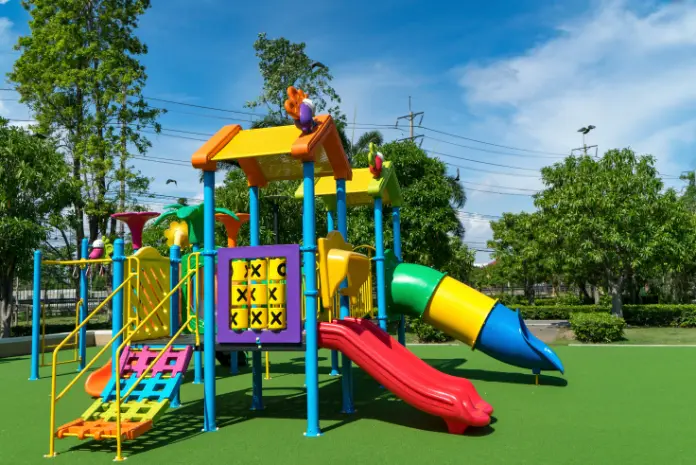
[417, 125, 570, 156]
[424, 148, 540, 172]
[395, 96, 424, 145]
[460, 180, 539, 193]
[465, 187, 533, 197]
[425, 135, 565, 159]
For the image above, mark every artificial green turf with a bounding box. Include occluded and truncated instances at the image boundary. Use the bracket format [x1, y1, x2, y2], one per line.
[1, 344, 695, 465]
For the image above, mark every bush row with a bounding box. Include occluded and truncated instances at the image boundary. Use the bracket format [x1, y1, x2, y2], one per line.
[516, 304, 696, 327]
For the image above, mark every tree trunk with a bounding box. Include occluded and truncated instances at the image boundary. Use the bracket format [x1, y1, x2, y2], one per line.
[0, 276, 14, 338]
[592, 285, 600, 304]
[609, 278, 624, 318]
[580, 283, 592, 303]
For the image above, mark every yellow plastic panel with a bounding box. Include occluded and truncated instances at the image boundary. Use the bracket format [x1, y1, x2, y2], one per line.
[250, 307, 268, 330]
[212, 125, 302, 160]
[249, 259, 267, 281]
[230, 307, 249, 330]
[317, 231, 370, 309]
[326, 249, 370, 299]
[268, 307, 287, 330]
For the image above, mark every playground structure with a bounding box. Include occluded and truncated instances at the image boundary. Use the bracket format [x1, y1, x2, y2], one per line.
[30, 86, 564, 461]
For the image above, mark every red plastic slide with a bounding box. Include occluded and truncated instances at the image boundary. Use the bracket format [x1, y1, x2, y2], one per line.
[317, 318, 492, 434]
[84, 361, 111, 397]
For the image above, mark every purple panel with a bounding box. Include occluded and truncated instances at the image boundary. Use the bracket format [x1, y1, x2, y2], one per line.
[216, 244, 302, 344]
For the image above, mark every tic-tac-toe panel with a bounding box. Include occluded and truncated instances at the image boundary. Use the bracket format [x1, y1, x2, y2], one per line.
[216, 244, 301, 345]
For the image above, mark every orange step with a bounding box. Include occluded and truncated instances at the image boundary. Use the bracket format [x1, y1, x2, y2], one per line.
[56, 419, 152, 441]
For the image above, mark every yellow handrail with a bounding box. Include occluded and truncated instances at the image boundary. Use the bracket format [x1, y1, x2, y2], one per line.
[42, 258, 112, 266]
[46, 274, 137, 458]
[113, 267, 199, 461]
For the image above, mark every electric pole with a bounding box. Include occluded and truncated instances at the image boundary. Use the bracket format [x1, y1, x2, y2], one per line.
[395, 96, 424, 145]
[572, 125, 598, 157]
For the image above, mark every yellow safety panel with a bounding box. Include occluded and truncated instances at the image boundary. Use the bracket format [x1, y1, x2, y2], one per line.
[424, 277, 495, 347]
[212, 124, 302, 160]
[249, 259, 268, 281]
[231, 308, 249, 330]
[128, 247, 171, 342]
[268, 258, 287, 281]
[250, 308, 269, 330]
[268, 307, 287, 330]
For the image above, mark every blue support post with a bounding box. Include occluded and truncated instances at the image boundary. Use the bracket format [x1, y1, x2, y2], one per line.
[202, 170, 217, 432]
[393, 207, 405, 346]
[326, 210, 340, 377]
[111, 240, 125, 380]
[374, 198, 387, 332]
[304, 162, 321, 437]
[249, 185, 264, 410]
[78, 239, 88, 371]
[336, 178, 355, 413]
[29, 250, 42, 380]
[169, 245, 181, 408]
[192, 244, 203, 385]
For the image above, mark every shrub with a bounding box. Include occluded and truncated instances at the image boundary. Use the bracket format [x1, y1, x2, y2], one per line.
[556, 293, 583, 306]
[410, 317, 453, 343]
[570, 312, 626, 343]
[517, 305, 607, 320]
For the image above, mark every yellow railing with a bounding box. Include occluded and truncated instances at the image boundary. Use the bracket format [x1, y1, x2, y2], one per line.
[113, 266, 200, 461]
[40, 300, 81, 368]
[351, 245, 375, 319]
[46, 272, 137, 458]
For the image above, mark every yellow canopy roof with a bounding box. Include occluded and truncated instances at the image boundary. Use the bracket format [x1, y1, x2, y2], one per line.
[190, 115, 351, 187]
[295, 161, 403, 209]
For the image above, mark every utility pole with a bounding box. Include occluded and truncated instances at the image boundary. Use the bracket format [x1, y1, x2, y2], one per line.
[395, 96, 424, 145]
[572, 125, 598, 157]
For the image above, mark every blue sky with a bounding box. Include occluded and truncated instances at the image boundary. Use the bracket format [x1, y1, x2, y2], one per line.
[1, 0, 695, 262]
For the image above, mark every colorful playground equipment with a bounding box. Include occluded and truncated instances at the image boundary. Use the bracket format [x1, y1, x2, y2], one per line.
[30, 85, 564, 461]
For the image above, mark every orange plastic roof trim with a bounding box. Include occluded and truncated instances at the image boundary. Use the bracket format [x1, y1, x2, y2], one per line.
[191, 124, 242, 171]
[291, 114, 352, 181]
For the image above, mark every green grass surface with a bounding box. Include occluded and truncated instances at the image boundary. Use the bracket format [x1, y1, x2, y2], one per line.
[619, 327, 696, 344]
[2, 345, 695, 465]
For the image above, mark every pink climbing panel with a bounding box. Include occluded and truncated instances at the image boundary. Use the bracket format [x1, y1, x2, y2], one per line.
[150, 346, 193, 377]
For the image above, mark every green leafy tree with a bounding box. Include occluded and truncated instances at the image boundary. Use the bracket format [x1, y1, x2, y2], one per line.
[534, 149, 692, 316]
[349, 141, 469, 273]
[245, 33, 345, 125]
[0, 120, 77, 337]
[488, 211, 548, 304]
[9, 0, 162, 254]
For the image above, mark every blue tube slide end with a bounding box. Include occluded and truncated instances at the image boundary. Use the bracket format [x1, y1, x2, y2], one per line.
[475, 303, 564, 374]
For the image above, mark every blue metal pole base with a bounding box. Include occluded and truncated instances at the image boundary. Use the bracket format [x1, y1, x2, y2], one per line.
[330, 350, 340, 376]
[171, 389, 181, 408]
[194, 350, 203, 384]
[230, 351, 239, 375]
[251, 351, 264, 410]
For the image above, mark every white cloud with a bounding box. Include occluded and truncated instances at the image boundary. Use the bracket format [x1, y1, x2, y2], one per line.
[0, 1, 10, 6]
[453, 0, 696, 260]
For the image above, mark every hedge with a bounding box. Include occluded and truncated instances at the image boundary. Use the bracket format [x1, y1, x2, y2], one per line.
[515, 304, 696, 327]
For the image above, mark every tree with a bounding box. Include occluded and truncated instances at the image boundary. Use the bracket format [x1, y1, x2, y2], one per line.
[9, 0, 162, 256]
[345, 130, 383, 162]
[245, 33, 345, 125]
[534, 148, 692, 316]
[488, 212, 548, 304]
[0, 119, 77, 337]
[349, 141, 469, 273]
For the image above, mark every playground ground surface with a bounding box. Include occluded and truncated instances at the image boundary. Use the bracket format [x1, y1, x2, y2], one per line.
[1, 342, 695, 465]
